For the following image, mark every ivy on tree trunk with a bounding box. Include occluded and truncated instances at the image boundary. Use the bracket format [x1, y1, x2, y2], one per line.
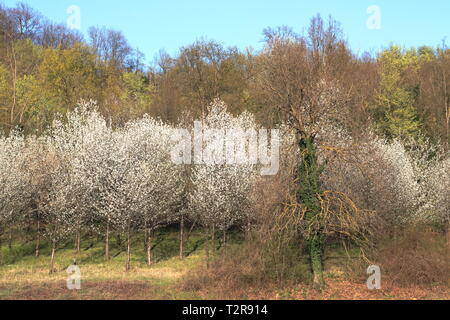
[296, 136, 325, 289]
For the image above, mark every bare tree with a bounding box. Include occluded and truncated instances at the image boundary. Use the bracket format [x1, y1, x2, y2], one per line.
[88, 26, 132, 69]
[39, 21, 84, 49]
[258, 15, 354, 288]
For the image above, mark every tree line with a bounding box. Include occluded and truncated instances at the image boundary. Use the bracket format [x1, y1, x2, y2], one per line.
[0, 4, 448, 149]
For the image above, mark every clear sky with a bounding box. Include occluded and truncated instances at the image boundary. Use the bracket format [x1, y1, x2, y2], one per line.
[2, 0, 450, 64]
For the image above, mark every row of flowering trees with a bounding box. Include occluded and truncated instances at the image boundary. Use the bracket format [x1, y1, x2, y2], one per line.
[0, 100, 263, 271]
[0, 99, 448, 276]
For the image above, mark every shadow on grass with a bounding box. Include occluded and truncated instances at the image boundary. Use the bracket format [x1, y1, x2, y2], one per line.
[0, 228, 208, 271]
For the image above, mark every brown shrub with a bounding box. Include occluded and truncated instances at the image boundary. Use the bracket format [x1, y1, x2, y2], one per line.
[372, 226, 449, 287]
[181, 239, 310, 299]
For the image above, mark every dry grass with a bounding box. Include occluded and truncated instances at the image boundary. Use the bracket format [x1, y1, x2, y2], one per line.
[371, 226, 449, 288]
[180, 231, 449, 300]
[181, 252, 449, 300]
[0, 229, 448, 300]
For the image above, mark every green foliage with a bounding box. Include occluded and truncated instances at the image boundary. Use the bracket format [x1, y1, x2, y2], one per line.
[38, 44, 100, 108]
[373, 45, 423, 140]
[13, 39, 43, 76]
[297, 137, 322, 221]
[15, 75, 49, 131]
[121, 71, 153, 117]
[0, 63, 12, 125]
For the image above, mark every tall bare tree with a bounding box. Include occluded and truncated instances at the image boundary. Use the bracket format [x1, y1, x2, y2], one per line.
[258, 16, 354, 288]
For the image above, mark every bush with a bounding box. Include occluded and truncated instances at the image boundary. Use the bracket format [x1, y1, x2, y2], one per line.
[181, 238, 310, 299]
[372, 226, 449, 287]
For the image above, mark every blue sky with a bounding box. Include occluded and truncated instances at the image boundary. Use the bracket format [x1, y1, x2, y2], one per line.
[2, 0, 449, 64]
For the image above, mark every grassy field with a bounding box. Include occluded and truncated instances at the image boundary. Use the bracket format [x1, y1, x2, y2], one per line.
[0, 228, 208, 300]
[0, 229, 448, 300]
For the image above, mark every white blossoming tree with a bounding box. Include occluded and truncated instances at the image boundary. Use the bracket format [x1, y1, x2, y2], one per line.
[122, 117, 184, 266]
[0, 132, 29, 263]
[35, 134, 77, 274]
[49, 102, 109, 253]
[189, 100, 258, 264]
[104, 118, 184, 270]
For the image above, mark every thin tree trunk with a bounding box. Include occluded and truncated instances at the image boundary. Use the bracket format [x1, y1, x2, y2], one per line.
[184, 219, 197, 244]
[146, 230, 152, 265]
[9, 44, 17, 127]
[144, 220, 148, 252]
[447, 220, 450, 249]
[223, 230, 227, 249]
[245, 218, 252, 240]
[49, 240, 56, 274]
[126, 228, 131, 271]
[442, 66, 449, 151]
[105, 219, 110, 261]
[179, 215, 184, 259]
[26, 220, 32, 240]
[35, 217, 40, 257]
[75, 229, 81, 253]
[310, 234, 325, 289]
[205, 230, 210, 269]
[8, 228, 12, 249]
[211, 225, 216, 255]
[0, 227, 3, 265]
